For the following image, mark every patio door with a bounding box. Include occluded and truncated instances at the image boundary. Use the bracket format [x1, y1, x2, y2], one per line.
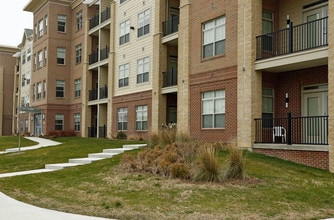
[302, 88, 328, 144]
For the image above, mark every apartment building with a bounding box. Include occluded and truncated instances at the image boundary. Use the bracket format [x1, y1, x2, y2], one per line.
[12, 29, 34, 136]
[0, 45, 17, 136]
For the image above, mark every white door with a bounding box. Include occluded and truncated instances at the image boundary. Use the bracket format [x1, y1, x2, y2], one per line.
[302, 91, 328, 144]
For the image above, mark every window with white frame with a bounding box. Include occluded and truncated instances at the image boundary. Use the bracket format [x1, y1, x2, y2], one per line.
[26, 72, 31, 85]
[43, 80, 46, 98]
[55, 114, 64, 130]
[37, 82, 42, 99]
[262, 88, 274, 127]
[74, 113, 80, 131]
[37, 50, 43, 68]
[22, 52, 26, 64]
[57, 15, 66, 32]
[32, 84, 35, 101]
[119, 63, 129, 87]
[56, 80, 65, 98]
[136, 105, 148, 130]
[137, 57, 149, 83]
[74, 78, 81, 97]
[27, 48, 31, 62]
[44, 15, 48, 34]
[38, 19, 43, 37]
[202, 90, 225, 128]
[138, 9, 150, 37]
[119, 20, 130, 45]
[76, 10, 83, 31]
[117, 108, 128, 131]
[25, 95, 30, 107]
[202, 16, 226, 59]
[22, 74, 25, 87]
[43, 48, 47, 66]
[75, 44, 82, 64]
[57, 47, 65, 65]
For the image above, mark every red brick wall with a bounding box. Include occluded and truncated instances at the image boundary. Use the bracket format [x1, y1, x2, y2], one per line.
[112, 90, 152, 140]
[253, 148, 329, 170]
[190, 66, 237, 142]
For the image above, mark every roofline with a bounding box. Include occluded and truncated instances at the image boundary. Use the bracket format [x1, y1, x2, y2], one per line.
[24, 0, 72, 12]
[0, 45, 19, 53]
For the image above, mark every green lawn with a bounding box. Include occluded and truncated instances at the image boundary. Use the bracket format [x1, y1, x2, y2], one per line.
[0, 137, 334, 219]
[0, 136, 38, 151]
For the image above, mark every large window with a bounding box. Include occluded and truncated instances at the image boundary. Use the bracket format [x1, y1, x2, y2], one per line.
[57, 47, 66, 65]
[74, 113, 80, 131]
[44, 48, 47, 66]
[202, 16, 226, 59]
[56, 80, 65, 98]
[74, 78, 81, 97]
[120, 20, 130, 45]
[262, 88, 274, 127]
[119, 63, 129, 87]
[43, 80, 46, 98]
[117, 108, 128, 131]
[137, 57, 149, 83]
[44, 15, 48, 34]
[37, 50, 43, 68]
[27, 48, 31, 62]
[76, 10, 83, 31]
[202, 90, 225, 128]
[58, 15, 66, 32]
[138, 9, 150, 37]
[55, 114, 64, 130]
[38, 19, 43, 37]
[136, 105, 148, 130]
[22, 52, 26, 64]
[37, 82, 42, 99]
[75, 44, 82, 64]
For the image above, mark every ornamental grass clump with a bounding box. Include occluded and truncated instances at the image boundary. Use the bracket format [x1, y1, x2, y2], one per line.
[223, 146, 245, 180]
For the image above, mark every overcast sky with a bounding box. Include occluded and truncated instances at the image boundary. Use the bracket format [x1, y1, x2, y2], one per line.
[0, 0, 33, 47]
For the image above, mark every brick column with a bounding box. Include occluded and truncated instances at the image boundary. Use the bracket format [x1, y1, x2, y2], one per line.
[328, 0, 334, 172]
[237, 0, 262, 149]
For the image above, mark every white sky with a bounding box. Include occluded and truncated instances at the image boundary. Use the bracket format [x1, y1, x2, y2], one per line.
[0, 0, 33, 47]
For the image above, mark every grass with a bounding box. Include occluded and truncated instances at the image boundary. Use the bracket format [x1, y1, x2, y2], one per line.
[0, 137, 334, 219]
[0, 136, 38, 151]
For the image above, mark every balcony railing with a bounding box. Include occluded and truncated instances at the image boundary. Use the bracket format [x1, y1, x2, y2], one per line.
[162, 15, 179, 36]
[100, 46, 109, 61]
[256, 17, 328, 60]
[99, 86, 108, 99]
[89, 49, 99, 65]
[88, 126, 97, 138]
[99, 125, 106, 138]
[163, 70, 178, 87]
[88, 88, 98, 101]
[101, 7, 110, 23]
[254, 113, 328, 145]
[89, 14, 99, 29]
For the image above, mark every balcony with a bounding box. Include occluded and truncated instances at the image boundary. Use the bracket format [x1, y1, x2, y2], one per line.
[162, 16, 179, 36]
[88, 88, 98, 101]
[254, 114, 328, 145]
[99, 86, 108, 99]
[256, 17, 328, 61]
[89, 49, 99, 65]
[89, 8, 111, 30]
[100, 46, 109, 61]
[163, 70, 177, 87]
[101, 7, 110, 23]
[89, 14, 99, 30]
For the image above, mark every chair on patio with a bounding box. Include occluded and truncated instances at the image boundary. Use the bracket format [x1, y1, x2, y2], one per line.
[272, 126, 286, 143]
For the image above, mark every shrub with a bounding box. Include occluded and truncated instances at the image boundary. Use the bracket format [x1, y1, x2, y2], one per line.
[222, 147, 245, 180]
[160, 129, 176, 146]
[168, 162, 191, 179]
[148, 133, 160, 147]
[116, 131, 127, 140]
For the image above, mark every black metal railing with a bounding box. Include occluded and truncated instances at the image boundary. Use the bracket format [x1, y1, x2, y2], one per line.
[88, 126, 97, 137]
[162, 70, 178, 87]
[256, 17, 328, 60]
[89, 49, 99, 65]
[89, 14, 99, 29]
[254, 113, 328, 145]
[162, 15, 179, 36]
[99, 86, 108, 99]
[99, 125, 106, 138]
[101, 7, 110, 23]
[100, 46, 109, 61]
[88, 88, 98, 101]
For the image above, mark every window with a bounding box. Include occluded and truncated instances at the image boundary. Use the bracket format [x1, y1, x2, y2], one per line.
[138, 9, 150, 37]
[75, 44, 82, 64]
[117, 108, 128, 131]
[74, 113, 80, 131]
[137, 57, 149, 83]
[202, 16, 226, 58]
[21, 97, 25, 107]
[57, 15, 66, 32]
[74, 78, 81, 97]
[43, 48, 47, 66]
[22, 52, 26, 64]
[37, 50, 43, 68]
[136, 105, 148, 130]
[27, 48, 31, 62]
[76, 10, 83, 31]
[55, 114, 64, 130]
[262, 88, 274, 127]
[25, 119, 29, 132]
[22, 74, 25, 87]
[262, 11, 274, 51]
[32, 84, 35, 101]
[202, 90, 225, 128]
[33, 53, 36, 70]
[44, 15, 48, 34]
[120, 0, 127, 3]
[57, 47, 65, 65]
[119, 63, 129, 87]
[37, 82, 42, 99]
[38, 19, 43, 37]
[56, 80, 65, 98]
[26, 72, 30, 85]
[43, 80, 46, 98]
[25, 95, 30, 107]
[120, 20, 130, 45]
